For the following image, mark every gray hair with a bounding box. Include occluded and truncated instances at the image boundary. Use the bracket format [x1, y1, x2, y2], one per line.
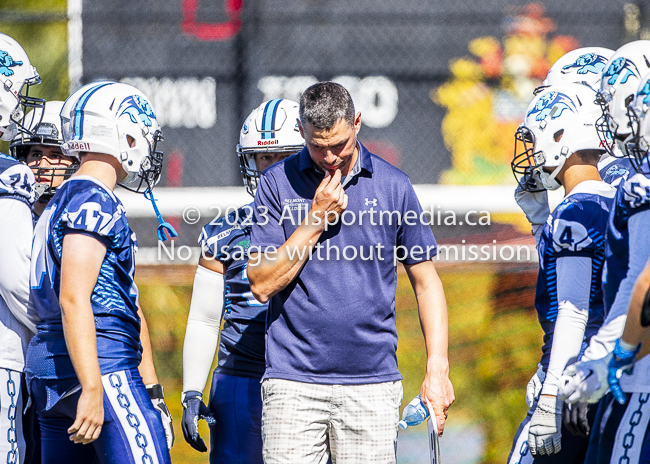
[299, 82, 355, 130]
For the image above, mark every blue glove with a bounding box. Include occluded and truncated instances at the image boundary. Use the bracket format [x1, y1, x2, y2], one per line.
[181, 391, 215, 452]
[608, 339, 641, 405]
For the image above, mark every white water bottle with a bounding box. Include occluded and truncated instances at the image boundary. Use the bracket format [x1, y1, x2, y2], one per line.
[398, 394, 430, 429]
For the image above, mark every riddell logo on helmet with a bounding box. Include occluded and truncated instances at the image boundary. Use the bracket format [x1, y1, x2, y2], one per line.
[258, 139, 279, 146]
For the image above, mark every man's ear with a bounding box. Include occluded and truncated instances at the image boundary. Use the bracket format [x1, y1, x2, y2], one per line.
[354, 112, 362, 135]
[297, 119, 305, 138]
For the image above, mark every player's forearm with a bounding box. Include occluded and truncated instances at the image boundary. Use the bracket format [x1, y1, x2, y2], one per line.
[622, 258, 650, 358]
[182, 264, 224, 393]
[542, 302, 588, 395]
[543, 257, 591, 394]
[61, 298, 102, 392]
[138, 307, 159, 385]
[248, 211, 325, 303]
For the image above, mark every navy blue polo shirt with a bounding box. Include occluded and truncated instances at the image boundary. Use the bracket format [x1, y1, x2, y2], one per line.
[250, 142, 437, 385]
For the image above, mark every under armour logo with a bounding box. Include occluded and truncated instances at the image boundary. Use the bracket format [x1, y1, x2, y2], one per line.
[365, 198, 377, 206]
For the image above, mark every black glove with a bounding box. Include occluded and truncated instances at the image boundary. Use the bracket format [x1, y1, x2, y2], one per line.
[181, 390, 215, 452]
[563, 401, 590, 437]
[147, 383, 175, 449]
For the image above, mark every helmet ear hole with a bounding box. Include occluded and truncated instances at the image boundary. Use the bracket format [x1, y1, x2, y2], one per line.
[126, 134, 136, 148]
[553, 129, 564, 142]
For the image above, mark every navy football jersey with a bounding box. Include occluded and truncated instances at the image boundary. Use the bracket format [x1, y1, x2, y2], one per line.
[26, 176, 142, 380]
[0, 152, 35, 205]
[603, 171, 650, 312]
[535, 181, 615, 367]
[199, 203, 266, 378]
[602, 179, 632, 312]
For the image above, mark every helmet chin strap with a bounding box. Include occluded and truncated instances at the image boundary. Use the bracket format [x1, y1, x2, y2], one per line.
[539, 151, 568, 190]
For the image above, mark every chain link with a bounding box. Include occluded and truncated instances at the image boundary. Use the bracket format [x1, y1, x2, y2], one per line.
[619, 393, 650, 464]
[108, 373, 153, 464]
[5, 370, 17, 464]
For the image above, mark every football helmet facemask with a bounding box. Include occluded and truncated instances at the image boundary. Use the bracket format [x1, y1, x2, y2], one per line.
[595, 40, 650, 157]
[237, 99, 304, 196]
[10, 101, 78, 201]
[0, 33, 44, 141]
[513, 83, 604, 191]
[60, 81, 164, 193]
[624, 72, 650, 174]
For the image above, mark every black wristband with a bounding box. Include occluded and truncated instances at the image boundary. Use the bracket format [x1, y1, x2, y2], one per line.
[147, 383, 164, 400]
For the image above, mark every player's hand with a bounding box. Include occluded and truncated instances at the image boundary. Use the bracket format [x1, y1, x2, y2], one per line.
[420, 357, 455, 436]
[558, 357, 609, 404]
[514, 172, 549, 227]
[563, 402, 590, 437]
[528, 394, 562, 456]
[68, 386, 104, 444]
[310, 169, 348, 227]
[147, 384, 175, 449]
[608, 339, 640, 405]
[526, 364, 546, 408]
[181, 391, 215, 452]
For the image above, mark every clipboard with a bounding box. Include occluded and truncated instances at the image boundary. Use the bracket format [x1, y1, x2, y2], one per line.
[424, 397, 442, 464]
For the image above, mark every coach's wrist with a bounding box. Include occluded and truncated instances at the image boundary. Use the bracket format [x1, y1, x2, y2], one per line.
[426, 355, 450, 375]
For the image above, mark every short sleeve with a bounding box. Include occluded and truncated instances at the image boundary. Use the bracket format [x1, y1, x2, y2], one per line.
[623, 172, 650, 212]
[549, 201, 596, 258]
[396, 180, 437, 264]
[198, 212, 242, 260]
[0, 159, 35, 205]
[250, 172, 285, 253]
[60, 186, 126, 240]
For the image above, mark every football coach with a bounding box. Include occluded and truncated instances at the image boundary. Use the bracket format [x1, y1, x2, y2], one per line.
[247, 81, 454, 464]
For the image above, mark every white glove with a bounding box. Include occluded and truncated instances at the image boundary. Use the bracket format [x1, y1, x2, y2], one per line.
[526, 364, 546, 408]
[528, 394, 562, 456]
[148, 384, 175, 449]
[514, 175, 549, 223]
[558, 355, 610, 404]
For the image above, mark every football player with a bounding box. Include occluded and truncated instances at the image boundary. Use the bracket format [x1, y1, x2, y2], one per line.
[508, 83, 614, 463]
[25, 82, 172, 463]
[0, 32, 43, 464]
[559, 41, 650, 464]
[536, 46, 633, 186]
[516, 47, 616, 246]
[180, 99, 304, 463]
[9, 101, 78, 219]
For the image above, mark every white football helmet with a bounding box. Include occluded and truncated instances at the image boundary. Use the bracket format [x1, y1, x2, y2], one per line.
[537, 47, 614, 94]
[10, 101, 77, 199]
[596, 40, 650, 156]
[0, 33, 43, 141]
[60, 81, 164, 193]
[237, 99, 304, 196]
[513, 83, 604, 191]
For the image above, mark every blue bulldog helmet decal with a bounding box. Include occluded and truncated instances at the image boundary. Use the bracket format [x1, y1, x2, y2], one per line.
[561, 53, 608, 75]
[637, 78, 650, 107]
[527, 91, 576, 122]
[0, 49, 23, 77]
[117, 95, 156, 128]
[603, 57, 640, 86]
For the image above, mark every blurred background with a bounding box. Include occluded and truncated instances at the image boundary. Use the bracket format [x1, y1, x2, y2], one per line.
[2, 0, 647, 462]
